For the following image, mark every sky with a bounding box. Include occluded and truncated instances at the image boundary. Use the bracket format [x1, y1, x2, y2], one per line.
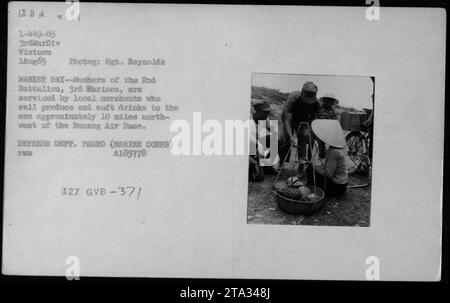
[252, 73, 374, 110]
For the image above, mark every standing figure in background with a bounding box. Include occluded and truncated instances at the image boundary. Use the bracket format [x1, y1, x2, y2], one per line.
[317, 93, 339, 158]
[249, 100, 279, 181]
[280, 81, 321, 166]
[318, 93, 339, 120]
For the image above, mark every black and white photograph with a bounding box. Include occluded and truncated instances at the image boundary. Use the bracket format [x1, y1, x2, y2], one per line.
[248, 73, 374, 226]
[1, 1, 445, 284]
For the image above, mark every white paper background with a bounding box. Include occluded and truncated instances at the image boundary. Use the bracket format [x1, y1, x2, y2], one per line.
[3, 3, 445, 280]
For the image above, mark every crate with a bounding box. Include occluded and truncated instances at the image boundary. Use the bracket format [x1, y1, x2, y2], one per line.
[340, 111, 367, 132]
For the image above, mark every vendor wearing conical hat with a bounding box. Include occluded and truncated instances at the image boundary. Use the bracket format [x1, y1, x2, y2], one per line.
[306, 119, 348, 197]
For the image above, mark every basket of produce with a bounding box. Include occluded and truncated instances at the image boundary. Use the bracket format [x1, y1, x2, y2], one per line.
[272, 122, 326, 216]
[274, 184, 325, 216]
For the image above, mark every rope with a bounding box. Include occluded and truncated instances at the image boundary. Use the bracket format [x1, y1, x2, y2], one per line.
[273, 122, 304, 190]
[306, 122, 317, 193]
[273, 146, 290, 189]
[290, 131, 297, 183]
[312, 140, 327, 193]
[273, 121, 330, 196]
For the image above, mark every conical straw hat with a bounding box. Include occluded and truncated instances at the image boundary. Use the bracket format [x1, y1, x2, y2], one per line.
[311, 119, 346, 148]
[319, 93, 339, 106]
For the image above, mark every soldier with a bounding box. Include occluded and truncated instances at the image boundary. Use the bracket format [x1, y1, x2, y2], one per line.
[280, 81, 321, 165]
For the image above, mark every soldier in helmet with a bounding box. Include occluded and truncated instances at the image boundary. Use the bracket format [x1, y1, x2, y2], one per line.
[280, 81, 321, 166]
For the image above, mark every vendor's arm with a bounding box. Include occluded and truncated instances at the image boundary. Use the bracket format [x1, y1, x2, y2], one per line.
[284, 113, 293, 140]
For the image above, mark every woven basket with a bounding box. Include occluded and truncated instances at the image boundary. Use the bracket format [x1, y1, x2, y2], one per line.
[275, 185, 325, 216]
[340, 111, 367, 132]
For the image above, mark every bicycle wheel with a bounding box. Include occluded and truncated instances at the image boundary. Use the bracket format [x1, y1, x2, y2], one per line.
[345, 131, 368, 174]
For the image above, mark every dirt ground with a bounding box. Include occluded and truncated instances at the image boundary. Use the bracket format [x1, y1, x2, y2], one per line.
[247, 172, 371, 227]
